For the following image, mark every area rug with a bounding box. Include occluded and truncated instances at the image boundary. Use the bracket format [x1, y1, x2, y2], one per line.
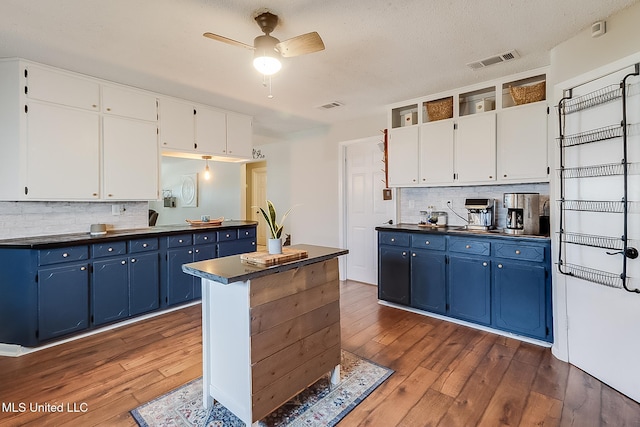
[131, 350, 393, 426]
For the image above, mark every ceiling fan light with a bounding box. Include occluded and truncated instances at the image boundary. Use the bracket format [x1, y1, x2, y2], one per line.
[253, 54, 281, 75]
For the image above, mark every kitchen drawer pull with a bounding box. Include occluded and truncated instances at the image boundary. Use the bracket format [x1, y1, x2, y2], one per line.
[498, 264, 503, 268]
[121, 260, 126, 265]
[108, 247, 113, 252]
[131, 258, 136, 263]
[203, 236, 208, 240]
[482, 262, 487, 267]
[178, 239, 183, 243]
[402, 251, 407, 256]
[62, 253, 69, 258]
[195, 249, 200, 253]
[466, 245, 471, 249]
[80, 266, 86, 271]
[515, 250, 521, 255]
[412, 253, 416, 257]
[391, 238, 395, 242]
[425, 241, 430, 245]
[188, 250, 193, 254]
[142, 243, 148, 248]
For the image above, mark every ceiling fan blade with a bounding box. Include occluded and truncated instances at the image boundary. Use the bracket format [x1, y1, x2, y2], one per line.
[275, 32, 325, 57]
[203, 32, 254, 50]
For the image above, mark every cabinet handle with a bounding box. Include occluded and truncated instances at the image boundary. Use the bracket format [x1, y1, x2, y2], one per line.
[482, 262, 488, 267]
[489, 175, 493, 179]
[106, 107, 111, 111]
[108, 247, 113, 252]
[498, 264, 503, 268]
[195, 249, 200, 253]
[226, 234, 230, 238]
[131, 258, 136, 263]
[412, 253, 416, 257]
[515, 250, 521, 255]
[425, 241, 430, 245]
[80, 266, 86, 271]
[252, 242, 256, 245]
[504, 174, 507, 178]
[188, 250, 193, 254]
[92, 193, 98, 196]
[91, 104, 97, 108]
[163, 142, 168, 145]
[203, 236, 208, 240]
[178, 239, 183, 243]
[62, 253, 69, 258]
[121, 260, 126, 265]
[108, 194, 113, 197]
[142, 243, 148, 248]
[465, 245, 471, 249]
[391, 238, 395, 242]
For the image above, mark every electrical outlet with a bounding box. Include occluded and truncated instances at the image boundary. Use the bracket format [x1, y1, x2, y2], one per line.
[111, 204, 124, 215]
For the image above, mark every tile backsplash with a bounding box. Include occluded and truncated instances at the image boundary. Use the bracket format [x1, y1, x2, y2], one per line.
[399, 183, 550, 229]
[0, 201, 149, 240]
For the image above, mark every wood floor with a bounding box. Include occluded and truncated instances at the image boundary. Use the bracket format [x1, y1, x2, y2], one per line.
[1, 280, 639, 426]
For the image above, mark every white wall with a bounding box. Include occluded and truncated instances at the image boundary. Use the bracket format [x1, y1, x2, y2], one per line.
[549, 1, 640, 402]
[255, 114, 385, 247]
[149, 156, 243, 226]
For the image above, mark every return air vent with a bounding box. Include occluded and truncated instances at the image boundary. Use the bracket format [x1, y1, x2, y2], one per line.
[317, 101, 344, 110]
[466, 50, 520, 70]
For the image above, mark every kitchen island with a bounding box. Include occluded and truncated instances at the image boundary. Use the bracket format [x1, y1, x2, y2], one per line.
[182, 244, 348, 426]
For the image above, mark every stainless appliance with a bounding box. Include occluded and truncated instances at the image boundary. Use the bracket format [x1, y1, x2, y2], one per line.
[503, 193, 540, 235]
[464, 198, 495, 230]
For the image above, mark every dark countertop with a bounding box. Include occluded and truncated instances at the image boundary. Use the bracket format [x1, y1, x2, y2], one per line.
[0, 220, 258, 249]
[376, 223, 551, 241]
[182, 244, 349, 284]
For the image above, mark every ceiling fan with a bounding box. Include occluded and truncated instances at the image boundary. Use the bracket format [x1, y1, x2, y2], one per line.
[203, 11, 325, 76]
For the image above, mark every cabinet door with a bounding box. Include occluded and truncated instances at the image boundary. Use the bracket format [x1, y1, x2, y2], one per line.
[493, 261, 548, 340]
[226, 113, 252, 158]
[497, 102, 548, 182]
[26, 102, 100, 199]
[26, 64, 99, 111]
[419, 120, 455, 185]
[193, 244, 217, 299]
[378, 245, 410, 304]
[129, 253, 160, 316]
[103, 116, 158, 200]
[388, 126, 419, 186]
[165, 248, 194, 306]
[448, 255, 491, 325]
[38, 263, 89, 340]
[195, 106, 227, 154]
[159, 98, 195, 151]
[411, 249, 446, 314]
[92, 258, 129, 325]
[455, 113, 496, 183]
[218, 239, 255, 257]
[102, 84, 157, 121]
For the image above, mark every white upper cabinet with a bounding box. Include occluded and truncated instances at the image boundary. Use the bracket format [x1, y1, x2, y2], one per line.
[455, 113, 496, 183]
[159, 97, 196, 152]
[386, 68, 548, 187]
[26, 101, 100, 199]
[226, 113, 252, 158]
[497, 102, 548, 182]
[195, 106, 227, 155]
[102, 84, 158, 121]
[103, 116, 158, 200]
[419, 119, 455, 185]
[25, 64, 99, 111]
[388, 126, 419, 186]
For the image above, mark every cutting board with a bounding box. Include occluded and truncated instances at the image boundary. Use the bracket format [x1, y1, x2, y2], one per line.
[240, 248, 308, 266]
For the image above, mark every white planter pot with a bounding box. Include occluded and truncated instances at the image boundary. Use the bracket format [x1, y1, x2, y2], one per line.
[268, 238, 282, 255]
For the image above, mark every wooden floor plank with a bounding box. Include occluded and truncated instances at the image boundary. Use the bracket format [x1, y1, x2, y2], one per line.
[0, 280, 638, 426]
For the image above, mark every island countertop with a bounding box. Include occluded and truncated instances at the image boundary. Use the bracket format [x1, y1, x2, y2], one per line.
[182, 244, 348, 284]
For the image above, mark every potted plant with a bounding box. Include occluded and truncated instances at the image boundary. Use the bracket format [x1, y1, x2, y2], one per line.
[256, 200, 295, 254]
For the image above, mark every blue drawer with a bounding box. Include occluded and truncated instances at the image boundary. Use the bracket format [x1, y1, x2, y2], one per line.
[39, 246, 88, 266]
[449, 238, 490, 256]
[129, 237, 158, 253]
[92, 241, 127, 258]
[238, 227, 256, 239]
[217, 230, 237, 242]
[378, 232, 410, 247]
[411, 234, 446, 251]
[194, 232, 216, 245]
[167, 234, 193, 248]
[494, 242, 545, 262]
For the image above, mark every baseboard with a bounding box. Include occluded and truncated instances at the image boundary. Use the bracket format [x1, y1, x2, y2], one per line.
[0, 301, 201, 357]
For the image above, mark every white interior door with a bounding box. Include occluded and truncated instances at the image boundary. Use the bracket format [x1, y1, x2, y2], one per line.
[250, 167, 268, 246]
[345, 137, 395, 285]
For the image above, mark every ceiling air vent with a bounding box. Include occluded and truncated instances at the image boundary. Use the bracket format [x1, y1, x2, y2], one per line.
[466, 50, 520, 70]
[317, 101, 344, 110]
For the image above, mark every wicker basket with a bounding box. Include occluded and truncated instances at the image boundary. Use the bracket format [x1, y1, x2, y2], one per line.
[426, 97, 453, 121]
[509, 81, 546, 105]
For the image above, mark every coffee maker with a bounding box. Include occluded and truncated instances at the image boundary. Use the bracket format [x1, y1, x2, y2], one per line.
[464, 198, 495, 230]
[503, 193, 540, 235]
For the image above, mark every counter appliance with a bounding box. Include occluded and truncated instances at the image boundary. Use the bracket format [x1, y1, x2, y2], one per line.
[503, 193, 540, 235]
[464, 198, 495, 230]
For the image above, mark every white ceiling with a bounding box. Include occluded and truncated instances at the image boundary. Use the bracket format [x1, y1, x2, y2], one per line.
[1, 0, 638, 143]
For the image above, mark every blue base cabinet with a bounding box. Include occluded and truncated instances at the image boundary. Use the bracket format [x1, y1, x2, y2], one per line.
[0, 223, 256, 347]
[377, 229, 552, 342]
